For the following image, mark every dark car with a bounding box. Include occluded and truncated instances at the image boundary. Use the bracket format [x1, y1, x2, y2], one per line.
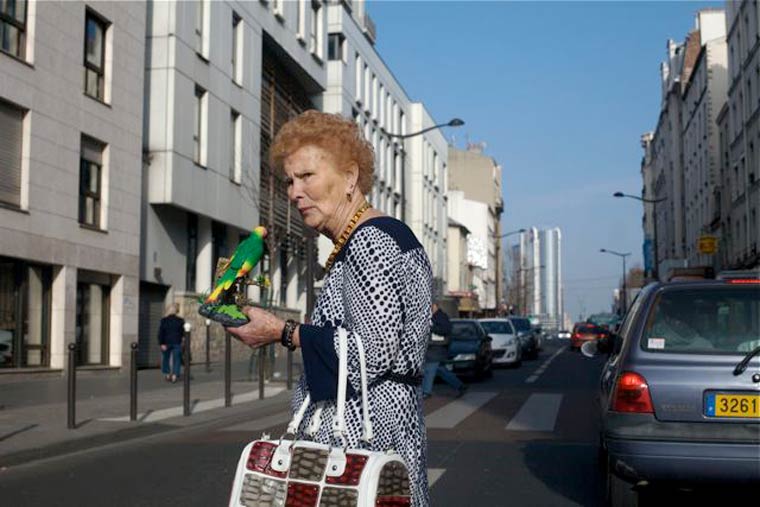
[583, 274, 760, 505]
[447, 319, 493, 378]
[570, 322, 609, 350]
[508, 316, 539, 359]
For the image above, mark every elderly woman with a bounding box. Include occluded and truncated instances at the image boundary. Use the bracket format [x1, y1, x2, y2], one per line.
[227, 110, 432, 506]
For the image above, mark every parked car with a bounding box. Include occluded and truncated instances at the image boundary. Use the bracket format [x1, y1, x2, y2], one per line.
[557, 329, 572, 340]
[508, 316, 539, 359]
[582, 273, 760, 505]
[570, 322, 608, 350]
[447, 319, 493, 378]
[479, 318, 521, 367]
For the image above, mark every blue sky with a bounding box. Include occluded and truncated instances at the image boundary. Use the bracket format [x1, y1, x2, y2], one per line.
[367, 0, 721, 321]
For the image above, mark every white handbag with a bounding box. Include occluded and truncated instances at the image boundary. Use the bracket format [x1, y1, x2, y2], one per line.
[228, 328, 412, 507]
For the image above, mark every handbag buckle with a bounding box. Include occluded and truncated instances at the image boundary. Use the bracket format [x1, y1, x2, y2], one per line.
[270, 442, 292, 472]
[325, 447, 347, 477]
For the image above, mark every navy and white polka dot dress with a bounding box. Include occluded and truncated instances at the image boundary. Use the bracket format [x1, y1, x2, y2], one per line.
[294, 216, 432, 507]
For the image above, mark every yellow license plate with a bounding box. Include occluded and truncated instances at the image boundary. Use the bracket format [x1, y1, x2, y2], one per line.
[706, 393, 760, 418]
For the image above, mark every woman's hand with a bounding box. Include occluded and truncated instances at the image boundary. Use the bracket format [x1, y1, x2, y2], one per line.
[225, 306, 285, 349]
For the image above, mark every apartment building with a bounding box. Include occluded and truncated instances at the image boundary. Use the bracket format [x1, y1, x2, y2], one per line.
[0, 1, 146, 372]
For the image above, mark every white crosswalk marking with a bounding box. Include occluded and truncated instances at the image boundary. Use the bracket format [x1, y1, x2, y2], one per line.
[427, 468, 445, 487]
[425, 391, 498, 429]
[506, 393, 563, 432]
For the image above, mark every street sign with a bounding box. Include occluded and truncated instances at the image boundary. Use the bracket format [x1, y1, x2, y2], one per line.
[698, 235, 718, 254]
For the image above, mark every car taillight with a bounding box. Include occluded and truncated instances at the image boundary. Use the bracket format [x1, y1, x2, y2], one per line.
[572, 333, 581, 339]
[727, 278, 760, 284]
[376, 496, 412, 507]
[246, 441, 287, 478]
[285, 482, 319, 507]
[612, 372, 654, 413]
[326, 453, 368, 485]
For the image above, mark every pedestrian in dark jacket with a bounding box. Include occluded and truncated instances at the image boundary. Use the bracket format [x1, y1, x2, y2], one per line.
[422, 303, 465, 398]
[158, 303, 184, 383]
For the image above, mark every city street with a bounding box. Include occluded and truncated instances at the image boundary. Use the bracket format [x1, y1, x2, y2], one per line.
[2, 341, 757, 506]
[1, 342, 605, 506]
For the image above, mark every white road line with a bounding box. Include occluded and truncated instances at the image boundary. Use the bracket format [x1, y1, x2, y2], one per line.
[505, 393, 563, 432]
[428, 468, 445, 487]
[425, 391, 498, 429]
[525, 346, 565, 384]
[98, 386, 286, 423]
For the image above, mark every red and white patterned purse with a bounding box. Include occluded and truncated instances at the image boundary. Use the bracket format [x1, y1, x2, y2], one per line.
[228, 328, 412, 507]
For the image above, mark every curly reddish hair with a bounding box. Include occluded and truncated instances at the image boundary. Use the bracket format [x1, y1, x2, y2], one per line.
[270, 110, 375, 194]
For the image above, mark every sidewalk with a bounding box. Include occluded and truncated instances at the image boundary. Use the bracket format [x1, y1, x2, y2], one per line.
[0, 360, 302, 468]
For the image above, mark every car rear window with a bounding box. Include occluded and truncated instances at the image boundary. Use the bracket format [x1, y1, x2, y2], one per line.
[642, 287, 760, 354]
[480, 321, 512, 334]
[510, 318, 531, 331]
[451, 322, 480, 340]
[574, 324, 599, 333]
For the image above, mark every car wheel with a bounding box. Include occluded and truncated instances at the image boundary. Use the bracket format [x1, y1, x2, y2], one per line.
[606, 460, 638, 507]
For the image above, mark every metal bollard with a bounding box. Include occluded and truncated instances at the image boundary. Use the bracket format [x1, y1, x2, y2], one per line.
[183, 325, 191, 417]
[67, 343, 77, 429]
[205, 319, 211, 373]
[258, 346, 265, 400]
[225, 331, 231, 407]
[130, 342, 138, 422]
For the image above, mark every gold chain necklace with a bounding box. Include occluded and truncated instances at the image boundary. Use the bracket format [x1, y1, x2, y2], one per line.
[324, 202, 371, 274]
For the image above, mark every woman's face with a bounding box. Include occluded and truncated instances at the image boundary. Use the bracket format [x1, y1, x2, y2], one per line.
[283, 144, 354, 237]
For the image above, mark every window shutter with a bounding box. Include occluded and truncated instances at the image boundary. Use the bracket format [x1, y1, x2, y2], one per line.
[0, 100, 24, 207]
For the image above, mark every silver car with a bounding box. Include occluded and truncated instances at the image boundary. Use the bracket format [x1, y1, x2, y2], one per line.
[479, 318, 521, 366]
[584, 274, 760, 505]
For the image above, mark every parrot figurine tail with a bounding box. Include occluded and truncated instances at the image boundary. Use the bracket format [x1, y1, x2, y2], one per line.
[198, 226, 267, 327]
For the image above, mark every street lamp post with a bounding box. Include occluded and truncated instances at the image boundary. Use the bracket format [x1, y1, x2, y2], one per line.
[614, 192, 666, 281]
[383, 118, 464, 223]
[600, 248, 631, 314]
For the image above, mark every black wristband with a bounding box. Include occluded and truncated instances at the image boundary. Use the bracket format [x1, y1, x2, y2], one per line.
[280, 319, 298, 351]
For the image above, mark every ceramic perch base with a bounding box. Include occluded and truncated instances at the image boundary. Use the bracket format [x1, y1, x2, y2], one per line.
[199, 302, 249, 327]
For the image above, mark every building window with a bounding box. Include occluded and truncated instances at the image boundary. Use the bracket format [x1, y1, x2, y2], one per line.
[232, 12, 242, 84]
[0, 98, 24, 208]
[186, 213, 198, 292]
[355, 53, 362, 103]
[194, 85, 206, 166]
[230, 110, 241, 183]
[310, 1, 322, 58]
[328, 33, 345, 62]
[84, 10, 108, 101]
[273, 0, 284, 20]
[76, 272, 110, 366]
[79, 136, 105, 228]
[0, 258, 52, 369]
[297, 0, 306, 41]
[0, 0, 25, 59]
[195, 0, 206, 56]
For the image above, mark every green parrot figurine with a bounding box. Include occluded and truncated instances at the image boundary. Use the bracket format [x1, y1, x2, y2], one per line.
[198, 225, 268, 327]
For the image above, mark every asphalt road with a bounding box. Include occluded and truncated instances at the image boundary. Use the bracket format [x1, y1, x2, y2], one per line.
[2, 341, 751, 506]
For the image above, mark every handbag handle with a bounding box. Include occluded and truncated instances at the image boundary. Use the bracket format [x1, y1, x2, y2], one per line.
[283, 327, 373, 444]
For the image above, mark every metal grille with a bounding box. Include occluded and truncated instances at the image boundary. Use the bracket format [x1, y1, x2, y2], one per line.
[260, 48, 313, 252]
